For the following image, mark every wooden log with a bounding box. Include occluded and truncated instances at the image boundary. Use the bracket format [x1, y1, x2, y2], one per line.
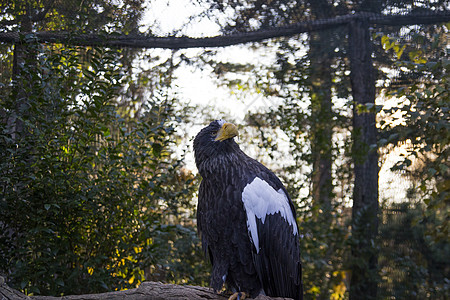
[0, 277, 292, 300]
[0, 276, 30, 300]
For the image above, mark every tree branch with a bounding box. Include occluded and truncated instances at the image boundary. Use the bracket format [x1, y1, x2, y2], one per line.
[0, 12, 448, 49]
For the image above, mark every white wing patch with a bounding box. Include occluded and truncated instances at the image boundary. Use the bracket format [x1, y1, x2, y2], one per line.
[242, 177, 298, 253]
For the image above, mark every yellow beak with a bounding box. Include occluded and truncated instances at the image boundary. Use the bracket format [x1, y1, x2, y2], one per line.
[215, 122, 239, 141]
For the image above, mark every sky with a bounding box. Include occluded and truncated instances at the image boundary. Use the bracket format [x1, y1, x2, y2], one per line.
[141, 0, 221, 37]
[140, 0, 280, 121]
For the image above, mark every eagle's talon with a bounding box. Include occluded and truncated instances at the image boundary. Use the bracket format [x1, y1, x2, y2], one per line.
[228, 292, 247, 300]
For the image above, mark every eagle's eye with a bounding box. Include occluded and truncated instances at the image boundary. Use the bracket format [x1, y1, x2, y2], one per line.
[210, 130, 218, 137]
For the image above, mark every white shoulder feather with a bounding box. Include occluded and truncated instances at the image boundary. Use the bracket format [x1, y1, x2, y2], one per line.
[241, 177, 298, 253]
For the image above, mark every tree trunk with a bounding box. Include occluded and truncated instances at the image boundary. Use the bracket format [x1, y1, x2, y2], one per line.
[348, 18, 379, 300]
[10, 2, 34, 141]
[0, 277, 292, 300]
[307, 28, 334, 300]
[307, 2, 335, 298]
[309, 30, 333, 217]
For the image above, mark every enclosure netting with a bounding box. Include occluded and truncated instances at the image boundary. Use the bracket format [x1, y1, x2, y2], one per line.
[0, 0, 448, 299]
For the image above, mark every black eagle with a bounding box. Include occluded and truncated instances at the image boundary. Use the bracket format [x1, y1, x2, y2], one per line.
[194, 120, 302, 300]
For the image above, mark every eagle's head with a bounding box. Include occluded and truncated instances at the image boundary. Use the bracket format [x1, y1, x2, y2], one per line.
[193, 119, 240, 174]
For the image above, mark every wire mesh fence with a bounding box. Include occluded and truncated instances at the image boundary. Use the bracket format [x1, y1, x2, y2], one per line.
[0, 0, 448, 299]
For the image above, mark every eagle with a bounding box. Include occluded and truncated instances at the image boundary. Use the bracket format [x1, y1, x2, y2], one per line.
[194, 119, 302, 300]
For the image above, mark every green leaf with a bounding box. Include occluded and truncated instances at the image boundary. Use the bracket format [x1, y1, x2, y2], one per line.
[20, 280, 28, 290]
[396, 44, 406, 59]
[55, 278, 64, 287]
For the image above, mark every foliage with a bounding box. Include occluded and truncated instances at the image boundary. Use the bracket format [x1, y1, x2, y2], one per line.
[0, 0, 211, 296]
[380, 25, 449, 245]
[0, 0, 144, 33]
[0, 38, 202, 295]
[376, 27, 449, 298]
[378, 202, 449, 298]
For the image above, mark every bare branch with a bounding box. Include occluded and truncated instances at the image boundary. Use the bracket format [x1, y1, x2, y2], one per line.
[0, 12, 448, 49]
